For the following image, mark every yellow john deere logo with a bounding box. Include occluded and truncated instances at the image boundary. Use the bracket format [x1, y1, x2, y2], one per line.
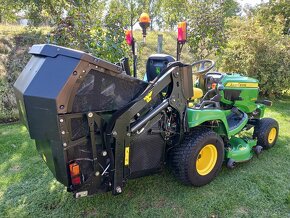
[144, 91, 153, 103]
[225, 82, 258, 88]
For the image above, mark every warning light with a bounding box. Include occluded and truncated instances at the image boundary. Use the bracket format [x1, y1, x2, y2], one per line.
[125, 30, 133, 46]
[177, 21, 187, 43]
[69, 162, 81, 185]
[139, 13, 151, 43]
[139, 13, 150, 24]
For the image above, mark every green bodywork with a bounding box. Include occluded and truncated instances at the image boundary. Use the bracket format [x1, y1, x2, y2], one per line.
[226, 137, 257, 162]
[187, 73, 266, 162]
[187, 108, 248, 137]
[220, 74, 259, 113]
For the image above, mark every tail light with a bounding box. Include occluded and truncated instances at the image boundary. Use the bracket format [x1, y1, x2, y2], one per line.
[177, 21, 187, 43]
[125, 30, 133, 45]
[69, 162, 81, 185]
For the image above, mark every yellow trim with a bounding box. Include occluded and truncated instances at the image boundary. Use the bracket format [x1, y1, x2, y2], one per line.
[196, 144, 218, 176]
[144, 91, 153, 103]
[188, 102, 194, 108]
[225, 82, 258, 88]
[125, 147, 130, 166]
[268, 128, 277, 144]
[42, 154, 47, 163]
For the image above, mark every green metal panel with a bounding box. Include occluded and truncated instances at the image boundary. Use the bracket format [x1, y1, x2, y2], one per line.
[187, 108, 249, 137]
[187, 108, 229, 135]
[226, 137, 257, 162]
[256, 103, 266, 118]
[220, 74, 259, 113]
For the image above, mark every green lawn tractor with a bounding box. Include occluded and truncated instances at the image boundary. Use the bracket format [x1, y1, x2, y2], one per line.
[14, 23, 279, 198]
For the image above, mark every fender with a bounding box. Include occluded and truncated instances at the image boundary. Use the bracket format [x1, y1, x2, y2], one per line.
[187, 108, 230, 137]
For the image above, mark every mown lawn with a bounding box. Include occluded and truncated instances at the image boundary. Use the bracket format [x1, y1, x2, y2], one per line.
[0, 96, 290, 217]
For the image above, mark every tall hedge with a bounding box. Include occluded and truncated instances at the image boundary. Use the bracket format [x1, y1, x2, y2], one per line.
[219, 17, 290, 97]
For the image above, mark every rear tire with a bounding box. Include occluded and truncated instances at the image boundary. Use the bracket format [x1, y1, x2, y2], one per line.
[170, 128, 224, 186]
[253, 118, 279, 149]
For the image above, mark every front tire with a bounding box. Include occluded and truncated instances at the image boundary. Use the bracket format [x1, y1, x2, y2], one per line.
[170, 128, 224, 186]
[253, 118, 279, 149]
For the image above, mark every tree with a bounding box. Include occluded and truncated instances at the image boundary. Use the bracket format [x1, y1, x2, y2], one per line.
[0, 0, 22, 23]
[159, 0, 189, 30]
[255, 0, 290, 34]
[219, 17, 290, 97]
[222, 0, 241, 17]
[186, 0, 226, 60]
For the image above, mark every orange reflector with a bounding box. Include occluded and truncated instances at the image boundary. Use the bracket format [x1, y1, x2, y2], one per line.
[212, 83, 217, 89]
[139, 13, 150, 23]
[125, 30, 133, 46]
[177, 21, 187, 43]
[69, 162, 81, 185]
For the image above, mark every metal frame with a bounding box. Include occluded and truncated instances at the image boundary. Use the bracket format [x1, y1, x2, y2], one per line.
[106, 64, 192, 194]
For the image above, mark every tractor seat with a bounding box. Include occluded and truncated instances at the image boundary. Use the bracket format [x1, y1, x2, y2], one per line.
[188, 88, 204, 108]
[145, 54, 175, 82]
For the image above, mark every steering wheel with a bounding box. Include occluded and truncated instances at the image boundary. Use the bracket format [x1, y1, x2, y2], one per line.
[192, 59, 215, 75]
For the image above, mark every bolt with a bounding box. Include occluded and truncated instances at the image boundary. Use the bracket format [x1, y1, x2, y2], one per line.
[82, 70, 86, 73]
[174, 71, 179, 78]
[60, 119, 64, 123]
[112, 131, 117, 136]
[116, 186, 122, 193]
[59, 105, 65, 110]
[73, 71, 77, 75]
[88, 112, 93, 118]
[61, 131, 65, 135]
[63, 143, 67, 147]
[95, 66, 98, 68]
[95, 171, 100, 176]
[170, 98, 176, 104]
[127, 132, 131, 137]
[102, 151, 107, 156]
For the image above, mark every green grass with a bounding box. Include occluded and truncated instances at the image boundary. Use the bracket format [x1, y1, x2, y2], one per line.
[1, 97, 290, 217]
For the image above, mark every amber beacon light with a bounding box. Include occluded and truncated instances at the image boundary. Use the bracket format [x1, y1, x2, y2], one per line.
[139, 12, 151, 43]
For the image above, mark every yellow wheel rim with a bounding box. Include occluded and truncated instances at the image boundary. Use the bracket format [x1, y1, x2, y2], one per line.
[196, 144, 218, 176]
[268, 128, 277, 144]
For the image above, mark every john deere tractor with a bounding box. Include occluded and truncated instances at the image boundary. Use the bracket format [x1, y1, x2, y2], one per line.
[14, 22, 278, 198]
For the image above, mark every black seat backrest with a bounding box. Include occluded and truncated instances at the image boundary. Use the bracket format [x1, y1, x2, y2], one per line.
[146, 54, 175, 81]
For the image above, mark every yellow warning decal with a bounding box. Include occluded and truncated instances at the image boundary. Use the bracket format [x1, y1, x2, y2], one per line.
[125, 146, 130, 166]
[144, 91, 153, 103]
[225, 82, 258, 88]
[42, 154, 47, 162]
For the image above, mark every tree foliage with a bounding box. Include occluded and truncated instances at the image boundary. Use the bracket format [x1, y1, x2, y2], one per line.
[186, 0, 226, 60]
[0, 0, 22, 23]
[255, 0, 290, 34]
[220, 17, 290, 97]
[51, 0, 130, 62]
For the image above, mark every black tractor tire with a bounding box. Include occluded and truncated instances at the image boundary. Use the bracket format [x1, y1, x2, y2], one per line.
[253, 118, 279, 149]
[170, 128, 224, 186]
